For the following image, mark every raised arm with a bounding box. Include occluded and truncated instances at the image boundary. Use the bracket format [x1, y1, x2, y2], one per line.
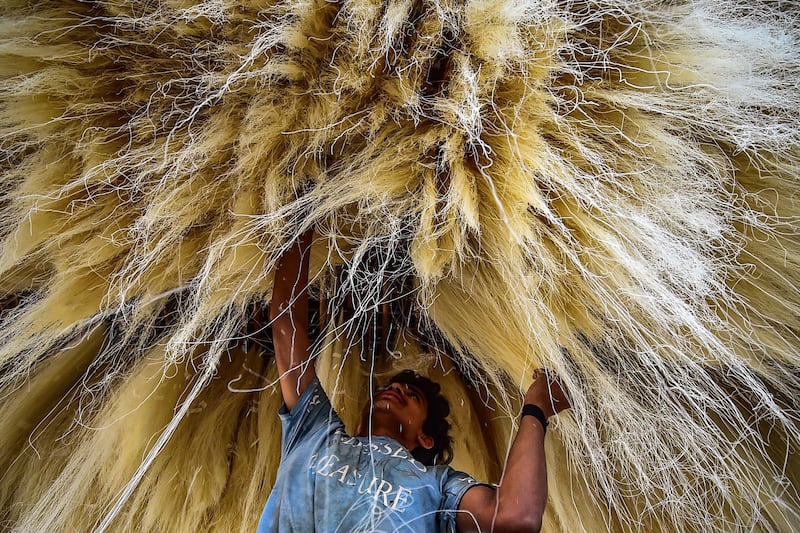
[456, 369, 569, 533]
[269, 228, 315, 411]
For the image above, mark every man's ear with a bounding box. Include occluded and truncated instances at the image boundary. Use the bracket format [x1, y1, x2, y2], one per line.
[417, 432, 434, 450]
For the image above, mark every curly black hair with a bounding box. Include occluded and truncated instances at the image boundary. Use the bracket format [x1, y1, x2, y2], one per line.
[387, 370, 454, 466]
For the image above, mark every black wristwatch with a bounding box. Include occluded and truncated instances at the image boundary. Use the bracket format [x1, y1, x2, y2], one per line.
[521, 404, 548, 434]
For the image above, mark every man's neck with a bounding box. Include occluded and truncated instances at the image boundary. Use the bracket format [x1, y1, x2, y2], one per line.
[357, 424, 416, 452]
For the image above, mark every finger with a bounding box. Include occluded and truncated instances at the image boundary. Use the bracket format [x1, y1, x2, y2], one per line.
[542, 371, 572, 406]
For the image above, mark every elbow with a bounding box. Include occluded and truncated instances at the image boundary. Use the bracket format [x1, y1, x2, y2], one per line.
[513, 518, 542, 533]
[493, 512, 542, 533]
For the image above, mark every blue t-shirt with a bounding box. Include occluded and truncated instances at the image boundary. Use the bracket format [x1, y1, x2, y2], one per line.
[257, 378, 484, 532]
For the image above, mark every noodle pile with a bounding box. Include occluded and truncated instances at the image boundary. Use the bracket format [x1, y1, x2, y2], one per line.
[0, 0, 798, 531]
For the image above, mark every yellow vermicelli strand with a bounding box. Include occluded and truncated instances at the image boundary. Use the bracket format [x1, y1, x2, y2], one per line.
[1, 0, 798, 531]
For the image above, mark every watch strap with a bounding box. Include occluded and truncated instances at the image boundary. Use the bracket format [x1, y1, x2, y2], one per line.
[521, 403, 549, 434]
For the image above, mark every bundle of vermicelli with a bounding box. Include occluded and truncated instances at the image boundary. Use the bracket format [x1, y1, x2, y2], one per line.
[0, 0, 798, 531]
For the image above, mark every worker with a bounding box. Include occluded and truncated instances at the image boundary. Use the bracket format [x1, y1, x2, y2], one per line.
[258, 229, 570, 532]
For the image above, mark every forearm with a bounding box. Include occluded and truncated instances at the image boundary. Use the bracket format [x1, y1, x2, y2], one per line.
[493, 414, 547, 532]
[270, 228, 315, 410]
[458, 370, 567, 532]
[456, 416, 547, 533]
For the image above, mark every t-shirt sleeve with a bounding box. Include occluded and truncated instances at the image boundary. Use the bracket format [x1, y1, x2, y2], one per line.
[278, 377, 341, 454]
[438, 467, 493, 533]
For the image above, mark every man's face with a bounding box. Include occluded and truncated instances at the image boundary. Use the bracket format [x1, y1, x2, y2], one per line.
[359, 380, 434, 451]
[374, 380, 428, 421]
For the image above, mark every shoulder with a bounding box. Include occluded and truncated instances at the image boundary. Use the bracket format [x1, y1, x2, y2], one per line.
[280, 376, 327, 415]
[425, 465, 486, 502]
[279, 377, 343, 451]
